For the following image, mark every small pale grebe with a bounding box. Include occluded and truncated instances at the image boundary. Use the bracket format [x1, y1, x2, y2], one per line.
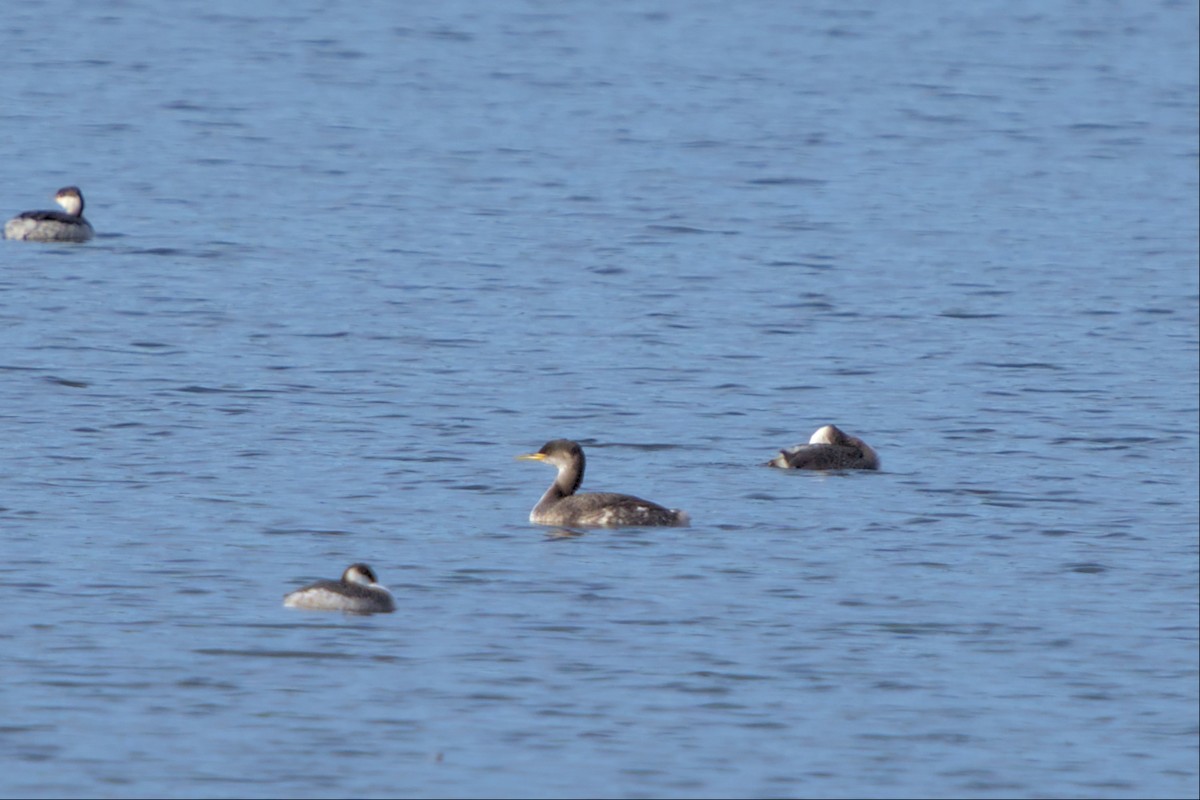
[283, 563, 395, 613]
[517, 439, 690, 528]
[4, 186, 94, 242]
[766, 424, 880, 470]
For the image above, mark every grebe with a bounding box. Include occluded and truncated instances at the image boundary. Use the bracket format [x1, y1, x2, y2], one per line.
[766, 424, 880, 470]
[518, 439, 690, 527]
[283, 563, 395, 613]
[4, 186, 94, 242]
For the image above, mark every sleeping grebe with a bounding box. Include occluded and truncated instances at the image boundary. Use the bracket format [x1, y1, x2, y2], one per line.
[766, 424, 880, 470]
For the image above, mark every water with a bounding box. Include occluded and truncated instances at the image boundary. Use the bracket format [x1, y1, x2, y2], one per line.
[1, 1, 1197, 797]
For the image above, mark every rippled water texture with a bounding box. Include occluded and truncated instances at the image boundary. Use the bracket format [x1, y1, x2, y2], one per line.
[1, 1, 1197, 798]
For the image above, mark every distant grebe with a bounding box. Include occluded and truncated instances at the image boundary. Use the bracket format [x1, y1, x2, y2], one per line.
[283, 563, 395, 613]
[766, 424, 880, 470]
[4, 186, 94, 243]
[518, 439, 690, 528]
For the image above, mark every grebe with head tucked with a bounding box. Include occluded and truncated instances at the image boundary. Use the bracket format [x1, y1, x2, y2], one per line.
[283, 563, 395, 613]
[518, 439, 690, 528]
[4, 186, 94, 243]
[766, 424, 880, 470]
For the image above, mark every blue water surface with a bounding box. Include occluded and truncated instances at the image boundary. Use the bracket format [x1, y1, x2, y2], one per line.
[1, 1, 1197, 798]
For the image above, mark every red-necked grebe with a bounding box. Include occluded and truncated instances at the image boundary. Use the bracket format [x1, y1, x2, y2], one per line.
[766, 424, 880, 470]
[4, 186, 94, 243]
[518, 439, 690, 527]
[283, 563, 395, 613]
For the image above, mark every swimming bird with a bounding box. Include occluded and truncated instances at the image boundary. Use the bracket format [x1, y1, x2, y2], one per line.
[283, 563, 395, 613]
[4, 186, 94, 242]
[517, 439, 690, 528]
[766, 424, 880, 470]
